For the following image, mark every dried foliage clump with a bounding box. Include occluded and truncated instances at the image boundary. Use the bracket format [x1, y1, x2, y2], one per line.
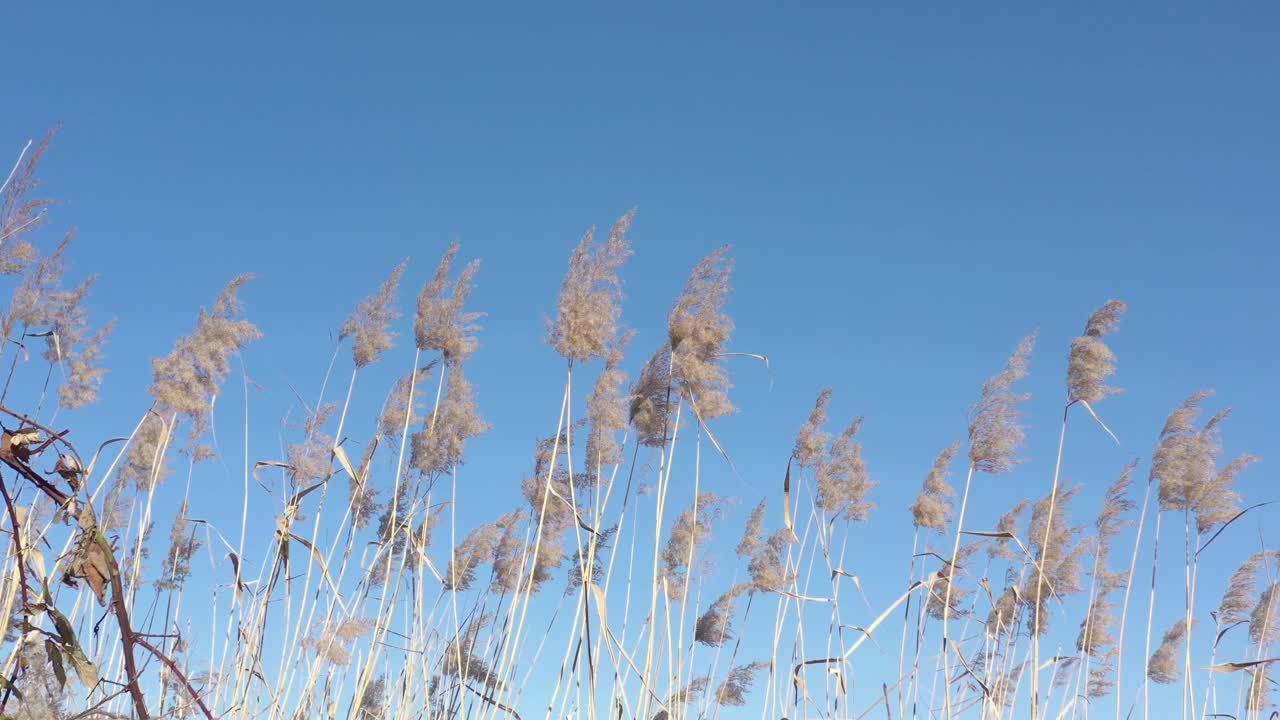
[547, 210, 633, 362]
[1151, 391, 1259, 533]
[667, 246, 735, 420]
[968, 331, 1036, 474]
[909, 442, 960, 531]
[410, 368, 489, 476]
[1067, 299, 1127, 404]
[1147, 618, 1194, 684]
[416, 241, 481, 365]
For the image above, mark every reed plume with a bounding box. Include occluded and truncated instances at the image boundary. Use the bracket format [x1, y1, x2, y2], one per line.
[1148, 618, 1194, 684]
[715, 661, 769, 706]
[547, 210, 633, 362]
[668, 246, 734, 419]
[909, 441, 960, 531]
[791, 388, 833, 470]
[968, 331, 1036, 474]
[814, 416, 874, 522]
[415, 241, 482, 364]
[409, 368, 489, 476]
[341, 259, 407, 368]
[1067, 299, 1127, 405]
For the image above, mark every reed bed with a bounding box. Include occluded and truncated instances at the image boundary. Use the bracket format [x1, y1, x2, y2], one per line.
[0, 132, 1274, 720]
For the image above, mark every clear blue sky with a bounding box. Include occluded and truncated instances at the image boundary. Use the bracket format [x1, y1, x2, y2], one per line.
[4, 2, 1278, 716]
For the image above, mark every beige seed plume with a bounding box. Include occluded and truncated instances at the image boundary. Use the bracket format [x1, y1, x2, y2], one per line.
[1151, 391, 1259, 532]
[968, 331, 1036, 474]
[909, 441, 961, 531]
[736, 500, 767, 560]
[1095, 460, 1138, 544]
[416, 240, 481, 364]
[1217, 551, 1278, 627]
[926, 541, 979, 620]
[815, 416, 875, 522]
[1147, 618, 1194, 684]
[149, 276, 261, 432]
[489, 508, 527, 594]
[1022, 483, 1087, 634]
[629, 345, 673, 447]
[378, 364, 434, 440]
[668, 245, 735, 419]
[122, 276, 260, 489]
[695, 583, 749, 647]
[1250, 581, 1280, 645]
[987, 585, 1019, 636]
[791, 387, 833, 470]
[715, 661, 769, 706]
[409, 368, 489, 476]
[547, 210, 634, 362]
[444, 522, 501, 591]
[0, 130, 54, 276]
[341, 259, 407, 368]
[585, 353, 631, 473]
[660, 493, 724, 600]
[1247, 663, 1274, 711]
[988, 498, 1030, 560]
[1067, 299, 1127, 404]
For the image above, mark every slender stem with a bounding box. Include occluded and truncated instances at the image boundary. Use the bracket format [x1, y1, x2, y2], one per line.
[1033, 404, 1071, 720]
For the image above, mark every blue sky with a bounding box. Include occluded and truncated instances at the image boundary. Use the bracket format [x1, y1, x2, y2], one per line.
[4, 2, 1279, 717]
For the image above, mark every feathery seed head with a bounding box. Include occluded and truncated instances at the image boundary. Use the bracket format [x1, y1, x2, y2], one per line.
[791, 388, 834, 470]
[630, 345, 673, 447]
[341, 260, 407, 368]
[814, 417, 875, 523]
[548, 210, 634, 362]
[585, 359, 630, 472]
[148, 275, 261, 440]
[1148, 618, 1194, 684]
[416, 241, 482, 364]
[1067, 299, 1127, 404]
[409, 368, 489, 476]
[968, 331, 1036, 474]
[910, 441, 961, 531]
[668, 246, 735, 419]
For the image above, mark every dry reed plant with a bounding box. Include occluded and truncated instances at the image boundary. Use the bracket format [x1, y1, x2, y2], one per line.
[1, 134, 1274, 720]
